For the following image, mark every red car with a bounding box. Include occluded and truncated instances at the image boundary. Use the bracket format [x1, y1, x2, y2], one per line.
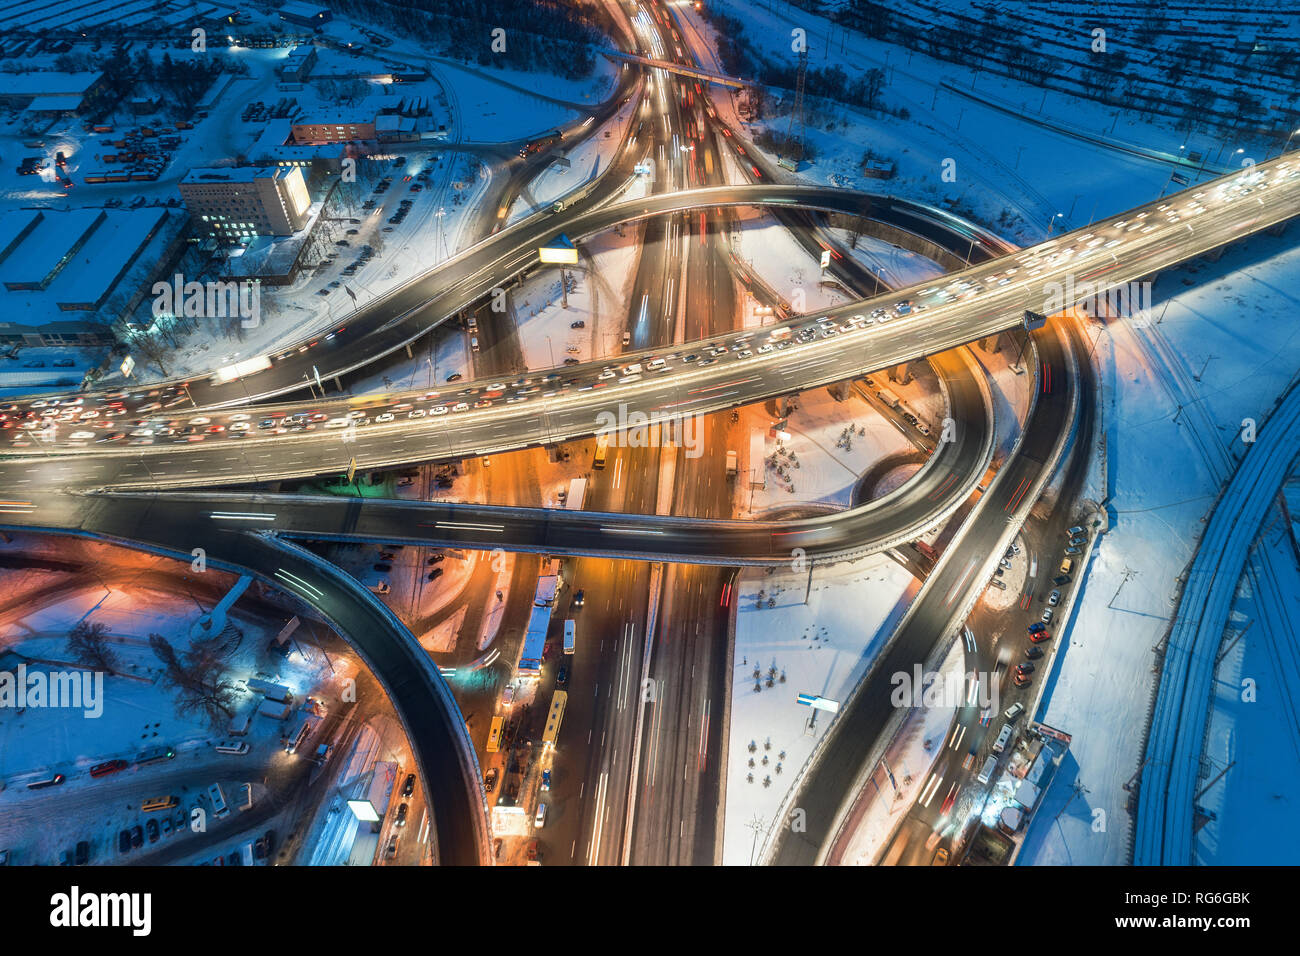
[90, 759, 128, 778]
[1029, 629, 1052, 644]
[938, 783, 958, 817]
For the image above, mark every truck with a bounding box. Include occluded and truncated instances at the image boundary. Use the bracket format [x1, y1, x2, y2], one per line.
[563, 619, 576, 655]
[565, 477, 587, 511]
[876, 388, 901, 409]
[725, 450, 738, 478]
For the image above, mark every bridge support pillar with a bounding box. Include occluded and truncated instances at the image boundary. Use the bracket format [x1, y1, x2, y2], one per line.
[1267, 220, 1289, 237]
[190, 573, 253, 643]
[826, 381, 851, 402]
[888, 363, 913, 385]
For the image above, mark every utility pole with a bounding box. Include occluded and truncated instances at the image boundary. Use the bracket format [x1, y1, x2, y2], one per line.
[784, 47, 808, 166]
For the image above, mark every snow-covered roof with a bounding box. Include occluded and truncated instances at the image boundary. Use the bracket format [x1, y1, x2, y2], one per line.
[0, 71, 103, 97]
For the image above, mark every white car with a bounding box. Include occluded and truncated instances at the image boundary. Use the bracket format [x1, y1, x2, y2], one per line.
[408, 408, 427, 419]
[325, 417, 351, 429]
[229, 422, 251, 432]
[735, 350, 753, 359]
[188, 416, 211, 425]
[534, 803, 547, 828]
[430, 405, 448, 415]
[758, 344, 774, 354]
[375, 413, 395, 424]
[451, 402, 469, 412]
[228, 413, 251, 422]
[598, 369, 616, 380]
[69, 431, 95, 441]
[129, 428, 153, 438]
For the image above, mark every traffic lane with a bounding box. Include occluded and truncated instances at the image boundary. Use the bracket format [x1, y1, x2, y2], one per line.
[2, 344, 993, 563]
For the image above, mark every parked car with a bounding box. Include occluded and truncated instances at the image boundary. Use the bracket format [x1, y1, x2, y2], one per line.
[395, 803, 409, 827]
[118, 829, 131, 854]
[484, 767, 499, 793]
[401, 773, 415, 797]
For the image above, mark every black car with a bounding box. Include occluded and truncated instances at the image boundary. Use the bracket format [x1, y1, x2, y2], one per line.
[75, 841, 89, 866]
[373, 563, 392, 572]
[1024, 646, 1044, 660]
[401, 773, 416, 797]
[130, 825, 143, 848]
[427, 554, 445, 565]
[427, 568, 443, 581]
[484, 768, 499, 793]
[261, 830, 275, 859]
[118, 829, 131, 854]
[1052, 575, 1071, 586]
[146, 819, 159, 843]
[572, 589, 585, 607]
[395, 803, 409, 827]
[253, 837, 267, 860]
[386, 838, 398, 859]
[1016, 661, 1036, 675]
[556, 666, 569, 686]
[228, 850, 242, 866]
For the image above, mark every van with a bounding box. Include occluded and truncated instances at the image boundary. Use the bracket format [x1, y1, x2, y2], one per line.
[977, 755, 998, 785]
[208, 783, 229, 819]
[1059, 558, 1072, 575]
[563, 619, 576, 655]
[141, 795, 179, 812]
[622, 331, 631, 346]
[215, 741, 250, 755]
[470, 335, 479, 352]
[992, 723, 1014, 754]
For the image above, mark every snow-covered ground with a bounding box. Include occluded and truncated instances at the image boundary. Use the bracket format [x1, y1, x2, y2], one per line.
[682, 2, 1266, 247]
[1021, 229, 1300, 866]
[722, 553, 916, 865]
[732, 209, 851, 314]
[738, 388, 912, 514]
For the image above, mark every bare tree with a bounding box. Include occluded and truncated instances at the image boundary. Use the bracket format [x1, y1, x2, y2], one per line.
[67, 620, 119, 674]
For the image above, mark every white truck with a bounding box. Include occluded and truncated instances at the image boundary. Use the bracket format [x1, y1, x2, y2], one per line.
[876, 388, 901, 409]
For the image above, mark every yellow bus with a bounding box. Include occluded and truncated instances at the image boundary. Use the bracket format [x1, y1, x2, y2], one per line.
[141, 795, 179, 812]
[593, 434, 609, 469]
[486, 715, 505, 753]
[542, 691, 568, 750]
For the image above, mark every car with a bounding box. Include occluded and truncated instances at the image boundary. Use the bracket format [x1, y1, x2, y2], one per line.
[118, 829, 131, 854]
[427, 554, 445, 564]
[1014, 672, 1032, 687]
[1047, 589, 1060, 607]
[161, 817, 172, 835]
[570, 320, 585, 329]
[540, 769, 551, 791]
[401, 773, 415, 797]
[932, 847, 949, 866]
[427, 567, 443, 581]
[556, 666, 568, 686]
[1052, 575, 1071, 586]
[1041, 608, 1054, 624]
[408, 408, 427, 419]
[395, 803, 409, 827]
[1027, 622, 1046, 634]
[1015, 661, 1036, 675]
[90, 759, 128, 778]
[187, 416, 210, 426]
[1025, 646, 1044, 660]
[572, 588, 585, 607]
[446, 373, 462, 382]
[146, 819, 159, 843]
[385, 838, 398, 859]
[492, 838, 503, 859]
[485, 767, 499, 793]
[130, 825, 143, 848]
[261, 830, 276, 858]
[534, 802, 547, 828]
[69, 431, 95, 441]
[1029, 629, 1052, 644]
[1004, 702, 1025, 721]
[253, 836, 268, 859]
[375, 413, 395, 423]
[1067, 525, 1085, 537]
[1064, 546, 1082, 556]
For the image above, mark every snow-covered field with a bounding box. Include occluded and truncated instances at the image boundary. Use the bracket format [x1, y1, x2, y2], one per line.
[1022, 230, 1300, 866]
[722, 553, 916, 865]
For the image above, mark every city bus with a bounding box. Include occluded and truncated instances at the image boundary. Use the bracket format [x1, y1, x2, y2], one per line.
[486, 715, 504, 754]
[542, 691, 568, 751]
[593, 434, 609, 469]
